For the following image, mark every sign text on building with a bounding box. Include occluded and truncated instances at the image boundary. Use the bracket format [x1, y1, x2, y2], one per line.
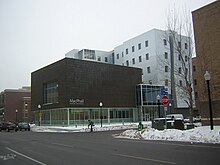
[69, 99, 84, 105]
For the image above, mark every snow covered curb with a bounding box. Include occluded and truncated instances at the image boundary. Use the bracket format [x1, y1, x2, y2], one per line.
[117, 126, 220, 144]
[31, 124, 138, 133]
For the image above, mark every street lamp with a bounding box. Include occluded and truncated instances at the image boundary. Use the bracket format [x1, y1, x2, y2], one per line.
[169, 103, 172, 114]
[2, 112, 4, 121]
[99, 102, 103, 127]
[204, 71, 213, 130]
[24, 103, 28, 122]
[38, 104, 41, 126]
[15, 109, 18, 122]
[156, 95, 161, 118]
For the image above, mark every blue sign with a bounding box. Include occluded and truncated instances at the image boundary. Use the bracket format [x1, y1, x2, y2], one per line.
[161, 87, 168, 96]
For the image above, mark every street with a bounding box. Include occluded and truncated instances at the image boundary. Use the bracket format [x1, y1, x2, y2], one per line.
[0, 130, 220, 165]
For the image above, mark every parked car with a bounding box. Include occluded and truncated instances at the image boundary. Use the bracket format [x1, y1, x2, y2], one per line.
[16, 122, 31, 131]
[193, 116, 201, 122]
[166, 114, 184, 120]
[0, 121, 17, 132]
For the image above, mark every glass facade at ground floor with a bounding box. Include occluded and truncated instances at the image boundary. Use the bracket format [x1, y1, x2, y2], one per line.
[34, 107, 137, 126]
[33, 106, 166, 126]
[138, 106, 165, 121]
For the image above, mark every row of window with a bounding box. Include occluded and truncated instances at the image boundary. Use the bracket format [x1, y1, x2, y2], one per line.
[97, 56, 108, 62]
[130, 53, 150, 65]
[135, 65, 169, 75]
[164, 79, 183, 87]
[118, 39, 187, 59]
[117, 49, 188, 65]
[124, 53, 150, 66]
[145, 78, 183, 87]
[163, 39, 188, 50]
[145, 66, 168, 74]
[116, 40, 149, 59]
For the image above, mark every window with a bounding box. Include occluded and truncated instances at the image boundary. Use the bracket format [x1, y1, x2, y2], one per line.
[117, 54, 119, 59]
[195, 92, 198, 99]
[193, 65, 196, 72]
[165, 52, 168, 59]
[147, 67, 151, 73]
[185, 43, 188, 49]
[43, 81, 58, 104]
[179, 80, 183, 87]
[165, 79, 169, 86]
[132, 58, 135, 64]
[132, 46, 135, 52]
[145, 40, 148, 47]
[139, 56, 142, 62]
[178, 67, 182, 74]
[126, 48, 128, 54]
[126, 60, 129, 66]
[179, 54, 181, 61]
[194, 79, 197, 86]
[185, 56, 188, 62]
[163, 39, 167, 45]
[146, 53, 149, 60]
[105, 57, 108, 62]
[97, 56, 101, 61]
[178, 41, 181, 49]
[122, 52, 124, 57]
[83, 49, 95, 60]
[138, 43, 141, 50]
[165, 66, 168, 72]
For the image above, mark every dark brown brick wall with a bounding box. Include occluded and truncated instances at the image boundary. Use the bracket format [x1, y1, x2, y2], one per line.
[31, 58, 142, 111]
[192, 1, 220, 125]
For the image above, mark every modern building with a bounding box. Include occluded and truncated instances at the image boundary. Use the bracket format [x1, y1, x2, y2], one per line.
[0, 87, 32, 122]
[192, 1, 220, 125]
[113, 29, 192, 110]
[66, 29, 192, 112]
[65, 49, 114, 64]
[31, 58, 142, 126]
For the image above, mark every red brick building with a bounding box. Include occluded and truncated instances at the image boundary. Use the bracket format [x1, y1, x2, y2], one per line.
[192, 1, 220, 125]
[0, 87, 32, 122]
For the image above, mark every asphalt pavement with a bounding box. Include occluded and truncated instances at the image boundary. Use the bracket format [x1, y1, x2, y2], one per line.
[0, 130, 220, 165]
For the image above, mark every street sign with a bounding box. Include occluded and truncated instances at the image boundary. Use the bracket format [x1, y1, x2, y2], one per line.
[162, 95, 169, 107]
[161, 87, 168, 96]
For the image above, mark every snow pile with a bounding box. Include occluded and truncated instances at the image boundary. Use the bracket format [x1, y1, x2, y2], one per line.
[118, 130, 144, 139]
[118, 126, 220, 144]
[31, 123, 140, 133]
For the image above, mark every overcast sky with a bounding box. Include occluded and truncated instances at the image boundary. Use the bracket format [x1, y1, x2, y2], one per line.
[0, 0, 216, 91]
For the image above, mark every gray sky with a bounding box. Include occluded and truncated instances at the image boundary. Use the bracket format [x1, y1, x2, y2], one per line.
[0, 0, 215, 91]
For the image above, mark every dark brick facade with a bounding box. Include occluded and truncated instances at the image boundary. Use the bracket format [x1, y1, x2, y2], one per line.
[192, 1, 220, 125]
[31, 58, 142, 111]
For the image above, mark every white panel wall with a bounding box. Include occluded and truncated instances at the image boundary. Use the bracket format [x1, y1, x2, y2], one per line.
[65, 29, 193, 108]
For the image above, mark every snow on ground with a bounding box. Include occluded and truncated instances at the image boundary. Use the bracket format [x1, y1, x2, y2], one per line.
[118, 126, 220, 144]
[30, 122, 141, 133]
[30, 122, 220, 144]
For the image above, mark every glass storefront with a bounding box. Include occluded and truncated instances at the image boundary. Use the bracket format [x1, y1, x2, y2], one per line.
[34, 107, 137, 126]
[136, 84, 165, 120]
[136, 84, 164, 106]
